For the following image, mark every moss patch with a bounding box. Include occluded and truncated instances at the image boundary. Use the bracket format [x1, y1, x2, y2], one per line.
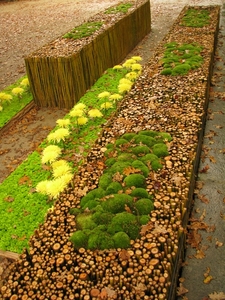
[180, 8, 210, 28]
[160, 42, 203, 76]
[105, 3, 133, 14]
[63, 21, 103, 40]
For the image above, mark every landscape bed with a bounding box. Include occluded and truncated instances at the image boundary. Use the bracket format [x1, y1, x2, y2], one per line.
[0, 4, 220, 300]
[25, 0, 151, 109]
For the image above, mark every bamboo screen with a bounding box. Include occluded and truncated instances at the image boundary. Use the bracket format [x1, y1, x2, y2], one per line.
[25, 0, 151, 109]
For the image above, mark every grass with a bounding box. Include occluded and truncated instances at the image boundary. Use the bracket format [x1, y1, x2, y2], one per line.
[0, 64, 136, 253]
[0, 76, 33, 129]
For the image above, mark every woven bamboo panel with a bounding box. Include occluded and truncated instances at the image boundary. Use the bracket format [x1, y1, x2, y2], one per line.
[25, 0, 151, 109]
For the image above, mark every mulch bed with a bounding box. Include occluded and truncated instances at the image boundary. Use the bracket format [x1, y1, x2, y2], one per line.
[0, 5, 220, 300]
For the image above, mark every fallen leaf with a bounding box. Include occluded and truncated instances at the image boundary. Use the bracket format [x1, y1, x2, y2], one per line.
[4, 196, 14, 203]
[209, 156, 216, 163]
[198, 194, 209, 204]
[119, 249, 130, 261]
[199, 165, 210, 173]
[215, 239, 224, 248]
[123, 166, 140, 176]
[204, 275, 213, 284]
[177, 283, 188, 296]
[194, 248, 206, 259]
[200, 209, 206, 221]
[209, 291, 225, 300]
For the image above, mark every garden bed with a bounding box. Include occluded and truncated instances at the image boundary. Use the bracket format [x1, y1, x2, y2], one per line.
[25, 0, 151, 109]
[0, 4, 220, 300]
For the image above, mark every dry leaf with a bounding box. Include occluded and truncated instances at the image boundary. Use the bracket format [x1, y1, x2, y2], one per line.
[209, 156, 216, 163]
[4, 196, 14, 203]
[119, 249, 130, 261]
[200, 209, 206, 221]
[204, 275, 213, 284]
[215, 239, 224, 248]
[19, 175, 32, 186]
[123, 166, 140, 176]
[199, 165, 210, 173]
[198, 194, 209, 204]
[177, 283, 188, 296]
[209, 291, 225, 300]
[194, 248, 206, 259]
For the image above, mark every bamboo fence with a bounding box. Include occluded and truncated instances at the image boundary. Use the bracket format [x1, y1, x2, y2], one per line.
[25, 0, 151, 109]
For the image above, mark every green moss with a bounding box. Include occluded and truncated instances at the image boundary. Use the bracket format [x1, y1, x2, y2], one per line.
[131, 145, 150, 156]
[117, 153, 136, 161]
[134, 198, 154, 215]
[130, 188, 151, 199]
[138, 130, 159, 138]
[88, 231, 114, 250]
[113, 232, 130, 248]
[181, 8, 210, 28]
[108, 212, 139, 239]
[161, 68, 172, 75]
[158, 132, 172, 141]
[151, 160, 163, 171]
[105, 3, 133, 14]
[83, 199, 100, 210]
[91, 211, 114, 225]
[105, 158, 117, 167]
[63, 21, 103, 40]
[121, 132, 136, 141]
[124, 174, 146, 188]
[106, 182, 123, 195]
[80, 187, 105, 208]
[140, 215, 150, 225]
[101, 194, 133, 214]
[132, 160, 149, 177]
[106, 161, 131, 176]
[133, 135, 156, 148]
[140, 153, 159, 164]
[70, 230, 88, 249]
[152, 143, 169, 157]
[115, 138, 129, 147]
[98, 173, 112, 189]
[69, 207, 81, 216]
[76, 214, 97, 230]
[171, 64, 191, 75]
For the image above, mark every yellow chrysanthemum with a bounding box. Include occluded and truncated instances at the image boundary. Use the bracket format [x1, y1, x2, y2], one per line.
[0, 106, 3, 112]
[100, 102, 113, 110]
[20, 78, 29, 87]
[12, 87, 24, 96]
[131, 63, 142, 71]
[43, 145, 62, 156]
[77, 116, 88, 125]
[109, 94, 123, 101]
[131, 56, 142, 62]
[36, 180, 49, 195]
[51, 159, 68, 169]
[118, 83, 132, 94]
[0, 92, 12, 102]
[56, 118, 71, 128]
[69, 108, 84, 117]
[73, 103, 86, 110]
[41, 151, 61, 164]
[52, 163, 72, 178]
[46, 178, 68, 199]
[119, 78, 133, 85]
[88, 108, 103, 118]
[125, 72, 138, 81]
[98, 91, 110, 99]
[47, 128, 70, 143]
[113, 65, 123, 70]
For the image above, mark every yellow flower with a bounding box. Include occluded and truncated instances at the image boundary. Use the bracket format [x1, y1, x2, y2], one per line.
[47, 128, 70, 143]
[51, 159, 69, 169]
[0, 105, 3, 112]
[125, 72, 138, 81]
[88, 108, 103, 118]
[77, 116, 88, 125]
[131, 63, 142, 72]
[98, 91, 110, 99]
[73, 103, 86, 110]
[56, 118, 71, 128]
[113, 65, 123, 70]
[131, 56, 142, 62]
[109, 93, 123, 101]
[43, 145, 62, 155]
[118, 83, 132, 94]
[69, 108, 84, 117]
[41, 151, 61, 164]
[36, 180, 49, 195]
[12, 87, 24, 97]
[0, 92, 12, 102]
[20, 78, 29, 87]
[46, 178, 68, 199]
[119, 78, 132, 85]
[100, 102, 113, 110]
[52, 163, 72, 178]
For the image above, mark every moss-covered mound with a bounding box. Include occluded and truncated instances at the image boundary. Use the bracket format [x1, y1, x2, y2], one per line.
[70, 130, 171, 250]
[180, 8, 210, 28]
[160, 42, 203, 76]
